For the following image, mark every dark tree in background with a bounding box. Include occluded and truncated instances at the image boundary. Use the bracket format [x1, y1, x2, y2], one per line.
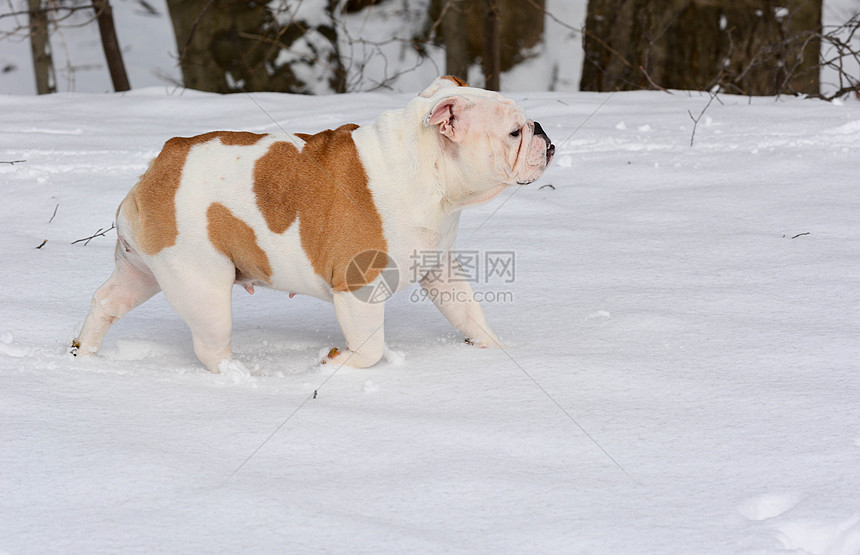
[434, 0, 545, 89]
[166, 0, 346, 94]
[581, 0, 822, 95]
[27, 0, 129, 94]
[27, 0, 56, 94]
[93, 0, 130, 92]
[19, 0, 848, 97]
[482, 0, 501, 90]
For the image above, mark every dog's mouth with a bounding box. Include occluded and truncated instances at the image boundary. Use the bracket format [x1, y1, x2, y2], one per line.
[516, 142, 555, 185]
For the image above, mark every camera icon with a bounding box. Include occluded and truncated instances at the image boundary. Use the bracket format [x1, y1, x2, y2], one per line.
[345, 249, 400, 304]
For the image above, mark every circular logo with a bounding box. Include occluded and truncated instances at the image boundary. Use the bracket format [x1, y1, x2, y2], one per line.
[345, 249, 400, 304]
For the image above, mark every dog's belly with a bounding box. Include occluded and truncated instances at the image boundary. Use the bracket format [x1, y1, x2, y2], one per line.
[260, 222, 333, 300]
[170, 137, 334, 301]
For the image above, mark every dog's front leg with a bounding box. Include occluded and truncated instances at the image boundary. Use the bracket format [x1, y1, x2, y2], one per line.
[325, 292, 385, 368]
[418, 272, 504, 348]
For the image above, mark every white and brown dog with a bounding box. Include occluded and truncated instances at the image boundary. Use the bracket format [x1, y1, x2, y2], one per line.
[72, 77, 554, 372]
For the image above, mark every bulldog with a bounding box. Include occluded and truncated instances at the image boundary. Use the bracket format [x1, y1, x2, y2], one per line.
[72, 76, 554, 372]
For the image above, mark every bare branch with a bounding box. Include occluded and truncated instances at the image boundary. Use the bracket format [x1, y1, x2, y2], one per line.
[639, 65, 672, 94]
[688, 92, 718, 147]
[176, 0, 214, 69]
[71, 223, 115, 246]
[0, 4, 95, 21]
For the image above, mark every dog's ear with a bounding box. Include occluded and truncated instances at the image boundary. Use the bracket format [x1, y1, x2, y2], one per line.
[424, 96, 472, 142]
[419, 75, 469, 98]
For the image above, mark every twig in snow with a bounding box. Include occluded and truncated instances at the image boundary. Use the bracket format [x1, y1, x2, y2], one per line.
[791, 232, 810, 239]
[539, 184, 556, 190]
[1, 160, 26, 165]
[71, 223, 115, 246]
[49, 203, 59, 224]
[688, 92, 718, 147]
[36, 239, 47, 249]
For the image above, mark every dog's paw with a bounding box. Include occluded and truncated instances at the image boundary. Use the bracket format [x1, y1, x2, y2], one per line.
[465, 335, 506, 349]
[321, 347, 354, 367]
[320, 347, 340, 364]
[321, 346, 383, 368]
[322, 347, 362, 368]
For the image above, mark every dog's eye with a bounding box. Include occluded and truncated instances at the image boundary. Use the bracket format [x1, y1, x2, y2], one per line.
[509, 128, 521, 138]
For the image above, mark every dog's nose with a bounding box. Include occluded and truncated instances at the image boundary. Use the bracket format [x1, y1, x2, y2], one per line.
[533, 121, 553, 162]
[533, 121, 552, 145]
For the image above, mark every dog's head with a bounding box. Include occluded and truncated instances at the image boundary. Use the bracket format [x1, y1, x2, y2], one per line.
[420, 77, 554, 206]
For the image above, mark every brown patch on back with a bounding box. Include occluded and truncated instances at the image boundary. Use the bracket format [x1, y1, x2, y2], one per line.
[122, 131, 268, 255]
[252, 124, 388, 292]
[207, 202, 272, 283]
[441, 75, 469, 87]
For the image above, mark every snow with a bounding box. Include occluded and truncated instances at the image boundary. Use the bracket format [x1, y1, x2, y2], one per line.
[2, 84, 860, 553]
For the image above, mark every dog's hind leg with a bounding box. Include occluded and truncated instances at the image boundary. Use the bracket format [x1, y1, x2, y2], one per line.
[73, 242, 161, 356]
[154, 259, 235, 373]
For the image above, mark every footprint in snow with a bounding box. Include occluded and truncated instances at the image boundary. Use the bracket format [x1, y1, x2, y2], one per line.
[0, 331, 31, 357]
[383, 345, 405, 366]
[214, 359, 259, 388]
[775, 515, 860, 555]
[585, 310, 612, 323]
[738, 492, 802, 521]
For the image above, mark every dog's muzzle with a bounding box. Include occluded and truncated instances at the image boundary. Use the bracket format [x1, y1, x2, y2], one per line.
[534, 121, 555, 163]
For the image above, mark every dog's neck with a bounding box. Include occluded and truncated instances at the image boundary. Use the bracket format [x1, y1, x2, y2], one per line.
[356, 100, 508, 232]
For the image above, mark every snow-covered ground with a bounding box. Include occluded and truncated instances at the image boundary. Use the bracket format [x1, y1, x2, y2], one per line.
[2, 86, 859, 553]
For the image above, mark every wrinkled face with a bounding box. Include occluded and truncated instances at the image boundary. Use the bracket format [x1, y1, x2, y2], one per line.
[484, 100, 555, 186]
[424, 89, 554, 204]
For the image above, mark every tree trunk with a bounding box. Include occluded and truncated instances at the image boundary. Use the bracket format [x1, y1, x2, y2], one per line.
[482, 0, 500, 90]
[580, 0, 822, 96]
[433, 0, 545, 86]
[93, 0, 131, 92]
[28, 0, 56, 94]
[442, 0, 470, 80]
[165, 0, 346, 94]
